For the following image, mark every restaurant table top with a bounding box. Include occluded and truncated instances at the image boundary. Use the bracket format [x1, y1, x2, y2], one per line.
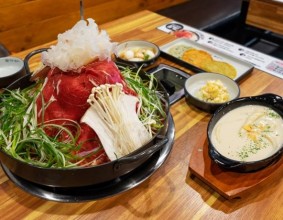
[0, 10, 282, 220]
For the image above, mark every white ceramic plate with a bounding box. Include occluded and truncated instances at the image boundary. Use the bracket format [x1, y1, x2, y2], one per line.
[160, 38, 254, 81]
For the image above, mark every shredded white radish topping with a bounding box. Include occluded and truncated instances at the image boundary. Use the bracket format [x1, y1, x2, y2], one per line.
[42, 18, 116, 72]
[81, 83, 152, 160]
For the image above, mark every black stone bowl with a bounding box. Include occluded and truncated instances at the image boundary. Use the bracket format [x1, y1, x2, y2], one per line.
[0, 50, 170, 187]
[0, 57, 26, 88]
[115, 40, 160, 68]
[207, 93, 283, 172]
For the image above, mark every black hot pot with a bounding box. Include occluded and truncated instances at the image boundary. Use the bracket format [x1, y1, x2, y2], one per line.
[0, 49, 170, 187]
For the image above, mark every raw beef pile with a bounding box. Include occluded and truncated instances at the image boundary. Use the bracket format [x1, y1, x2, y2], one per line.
[36, 60, 136, 165]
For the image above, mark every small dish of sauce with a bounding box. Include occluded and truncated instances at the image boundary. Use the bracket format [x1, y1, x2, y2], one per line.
[0, 57, 26, 88]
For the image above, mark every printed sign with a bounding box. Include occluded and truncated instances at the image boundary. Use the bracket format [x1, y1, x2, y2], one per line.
[158, 21, 283, 79]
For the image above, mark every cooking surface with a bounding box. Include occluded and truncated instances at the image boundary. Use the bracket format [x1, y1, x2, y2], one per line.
[0, 10, 283, 220]
[148, 63, 189, 104]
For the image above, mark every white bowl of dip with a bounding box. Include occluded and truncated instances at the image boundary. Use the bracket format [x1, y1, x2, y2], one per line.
[207, 93, 283, 172]
[0, 57, 26, 88]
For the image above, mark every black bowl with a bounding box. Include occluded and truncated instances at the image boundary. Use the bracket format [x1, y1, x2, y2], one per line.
[0, 57, 170, 187]
[184, 72, 240, 113]
[0, 57, 26, 88]
[207, 93, 283, 172]
[115, 40, 160, 68]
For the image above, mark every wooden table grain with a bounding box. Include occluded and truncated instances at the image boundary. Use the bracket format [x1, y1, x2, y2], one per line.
[1, 10, 283, 220]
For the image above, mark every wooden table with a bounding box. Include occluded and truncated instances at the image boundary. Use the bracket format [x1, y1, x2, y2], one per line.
[1, 10, 283, 220]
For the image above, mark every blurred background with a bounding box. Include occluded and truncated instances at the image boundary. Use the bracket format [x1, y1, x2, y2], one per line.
[1, 0, 283, 59]
[0, 0, 186, 54]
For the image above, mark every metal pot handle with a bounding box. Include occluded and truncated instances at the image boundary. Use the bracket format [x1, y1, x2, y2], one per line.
[24, 48, 49, 75]
[113, 135, 168, 172]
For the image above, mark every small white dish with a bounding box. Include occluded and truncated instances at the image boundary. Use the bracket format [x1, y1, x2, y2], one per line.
[184, 72, 240, 113]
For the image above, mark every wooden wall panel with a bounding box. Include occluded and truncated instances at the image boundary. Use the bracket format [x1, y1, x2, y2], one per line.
[0, 0, 187, 53]
[246, 0, 283, 35]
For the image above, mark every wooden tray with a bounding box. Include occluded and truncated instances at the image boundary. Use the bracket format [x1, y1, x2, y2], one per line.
[189, 132, 283, 200]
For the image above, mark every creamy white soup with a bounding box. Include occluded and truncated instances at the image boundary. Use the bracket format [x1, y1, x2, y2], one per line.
[211, 105, 283, 162]
[0, 66, 20, 77]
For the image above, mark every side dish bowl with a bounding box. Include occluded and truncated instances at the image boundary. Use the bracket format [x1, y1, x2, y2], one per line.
[0, 57, 26, 88]
[207, 93, 283, 172]
[184, 72, 240, 113]
[115, 40, 160, 68]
